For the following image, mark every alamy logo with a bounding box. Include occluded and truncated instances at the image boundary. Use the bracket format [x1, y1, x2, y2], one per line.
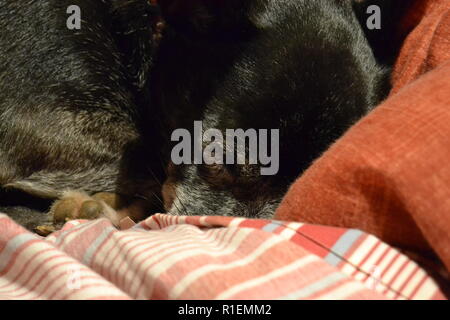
[171, 121, 280, 176]
[366, 5, 381, 30]
[66, 5, 81, 30]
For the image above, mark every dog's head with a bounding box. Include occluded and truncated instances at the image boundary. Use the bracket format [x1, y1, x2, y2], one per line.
[162, 161, 286, 219]
[157, 0, 387, 218]
[161, 112, 291, 218]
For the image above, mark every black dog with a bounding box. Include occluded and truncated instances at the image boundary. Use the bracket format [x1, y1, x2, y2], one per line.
[0, 0, 164, 229]
[148, 0, 390, 218]
[1, 0, 394, 228]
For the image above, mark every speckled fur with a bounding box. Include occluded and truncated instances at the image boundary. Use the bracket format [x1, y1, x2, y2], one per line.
[0, 0, 164, 228]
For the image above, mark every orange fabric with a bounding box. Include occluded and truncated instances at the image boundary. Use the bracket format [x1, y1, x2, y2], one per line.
[275, 0, 450, 270]
[393, 0, 450, 94]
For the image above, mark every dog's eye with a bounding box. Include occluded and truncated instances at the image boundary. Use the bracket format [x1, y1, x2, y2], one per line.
[198, 164, 235, 186]
[200, 163, 226, 177]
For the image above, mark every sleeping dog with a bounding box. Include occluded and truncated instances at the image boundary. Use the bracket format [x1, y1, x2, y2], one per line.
[0, 0, 165, 229]
[149, 0, 390, 218]
[1, 0, 391, 229]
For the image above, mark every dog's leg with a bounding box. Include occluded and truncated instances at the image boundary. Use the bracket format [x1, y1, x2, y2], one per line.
[37, 191, 152, 235]
[50, 191, 123, 224]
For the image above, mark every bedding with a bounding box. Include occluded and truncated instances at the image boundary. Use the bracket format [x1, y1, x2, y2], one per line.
[276, 0, 450, 273]
[0, 214, 445, 299]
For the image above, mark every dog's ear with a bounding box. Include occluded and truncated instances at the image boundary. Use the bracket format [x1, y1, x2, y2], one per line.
[158, 0, 250, 36]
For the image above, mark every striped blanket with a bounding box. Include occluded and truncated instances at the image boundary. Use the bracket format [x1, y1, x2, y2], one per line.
[0, 213, 445, 300]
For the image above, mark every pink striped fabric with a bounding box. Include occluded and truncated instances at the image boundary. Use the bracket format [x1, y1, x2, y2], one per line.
[0, 213, 445, 300]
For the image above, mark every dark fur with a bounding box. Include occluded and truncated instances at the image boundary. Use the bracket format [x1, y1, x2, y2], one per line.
[0, 0, 164, 227]
[1, 0, 395, 226]
[153, 0, 390, 218]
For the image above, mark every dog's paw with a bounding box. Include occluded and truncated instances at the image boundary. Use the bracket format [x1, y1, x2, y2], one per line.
[49, 191, 127, 227]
